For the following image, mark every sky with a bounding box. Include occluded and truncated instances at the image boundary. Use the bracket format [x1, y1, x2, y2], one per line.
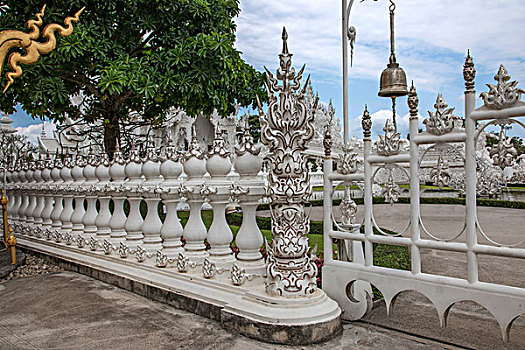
[10, 0, 525, 143]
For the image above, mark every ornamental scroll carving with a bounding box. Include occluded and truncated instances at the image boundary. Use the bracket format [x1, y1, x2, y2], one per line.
[480, 65, 524, 109]
[424, 94, 459, 135]
[257, 28, 318, 297]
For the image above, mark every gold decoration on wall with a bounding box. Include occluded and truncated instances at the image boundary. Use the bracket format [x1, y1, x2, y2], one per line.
[0, 4, 84, 93]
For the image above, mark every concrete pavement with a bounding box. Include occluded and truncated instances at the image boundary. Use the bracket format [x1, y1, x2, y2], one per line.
[0, 271, 453, 350]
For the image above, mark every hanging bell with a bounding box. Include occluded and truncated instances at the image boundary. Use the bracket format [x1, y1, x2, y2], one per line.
[378, 0, 408, 98]
[378, 61, 408, 97]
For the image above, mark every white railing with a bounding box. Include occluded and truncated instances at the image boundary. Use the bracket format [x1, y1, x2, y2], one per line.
[7, 129, 266, 274]
[322, 56, 525, 342]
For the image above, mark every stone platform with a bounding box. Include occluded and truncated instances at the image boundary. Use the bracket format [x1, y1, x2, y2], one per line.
[16, 236, 341, 345]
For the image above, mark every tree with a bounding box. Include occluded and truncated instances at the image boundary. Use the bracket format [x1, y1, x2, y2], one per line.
[0, 0, 266, 158]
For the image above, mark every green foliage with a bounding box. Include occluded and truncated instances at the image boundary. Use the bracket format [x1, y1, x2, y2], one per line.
[247, 114, 261, 142]
[0, 0, 266, 156]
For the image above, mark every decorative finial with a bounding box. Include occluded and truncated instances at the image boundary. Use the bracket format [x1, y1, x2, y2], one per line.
[209, 127, 230, 158]
[184, 124, 205, 160]
[281, 27, 289, 54]
[112, 138, 125, 165]
[361, 105, 371, 140]
[408, 81, 419, 118]
[235, 117, 260, 156]
[463, 50, 476, 92]
[323, 120, 332, 158]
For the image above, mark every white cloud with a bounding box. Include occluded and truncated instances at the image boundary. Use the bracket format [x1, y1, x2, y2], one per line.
[236, 0, 525, 92]
[16, 122, 56, 145]
[348, 109, 427, 140]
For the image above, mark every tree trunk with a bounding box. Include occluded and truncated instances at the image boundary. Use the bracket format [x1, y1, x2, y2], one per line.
[104, 113, 120, 161]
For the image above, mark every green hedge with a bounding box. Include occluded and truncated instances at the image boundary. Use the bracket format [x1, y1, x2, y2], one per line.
[257, 197, 525, 210]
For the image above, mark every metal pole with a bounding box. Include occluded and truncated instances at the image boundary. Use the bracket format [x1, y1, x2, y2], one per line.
[342, 0, 350, 142]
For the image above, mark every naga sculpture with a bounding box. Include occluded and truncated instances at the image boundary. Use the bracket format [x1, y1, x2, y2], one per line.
[0, 5, 84, 93]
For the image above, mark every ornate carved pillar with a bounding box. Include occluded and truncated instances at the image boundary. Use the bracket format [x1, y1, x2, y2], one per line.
[257, 28, 318, 296]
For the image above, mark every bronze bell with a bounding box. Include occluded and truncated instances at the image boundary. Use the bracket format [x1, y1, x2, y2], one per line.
[378, 0, 408, 98]
[378, 61, 408, 98]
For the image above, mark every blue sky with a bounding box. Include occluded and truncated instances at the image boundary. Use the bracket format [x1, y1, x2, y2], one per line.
[10, 0, 525, 142]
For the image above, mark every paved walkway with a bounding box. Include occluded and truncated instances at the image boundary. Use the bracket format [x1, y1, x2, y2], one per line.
[0, 272, 450, 349]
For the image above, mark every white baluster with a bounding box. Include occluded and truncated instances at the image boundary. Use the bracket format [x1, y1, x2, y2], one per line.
[159, 141, 183, 257]
[108, 147, 127, 244]
[82, 151, 99, 238]
[39, 154, 54, 230]
[233, 127, 265, 273]
[17, 162, 29, 225]
[70, 154, 86, 236]
[124, 144, 144, 248]
[205, 130, 235, 266]
[50, 156, 64, 232]
[141, 144, 163, 253]
[24, 160, 37, 229]
[59, 156, 75, 233]
[31, 156, 45, 227]
[95, 154, 112, 240]
[181, 131, 209, 261]
[10, 163, 21, 223]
